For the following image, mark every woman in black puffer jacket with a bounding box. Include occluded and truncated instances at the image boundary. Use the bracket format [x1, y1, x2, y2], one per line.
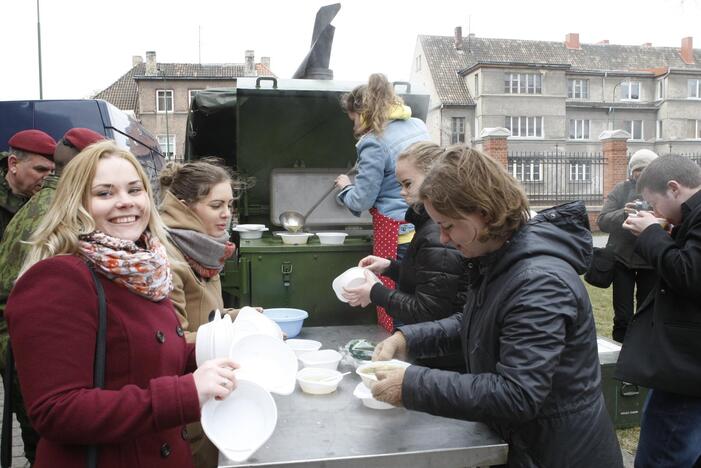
[342, 142, 468, 369]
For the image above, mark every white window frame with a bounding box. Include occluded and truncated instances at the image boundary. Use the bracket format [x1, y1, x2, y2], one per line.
[504, 73, 542, 94]
[656, 120, 662, 140]
[691, 120, 701, 139]
[620, 81, 641, 101]
[569, 119, 590, 140]
[415, 55, 422, 72]
[505, 116, 544, 138]
[188, 89, 203, 105]
[568, 79, 589, 99]
[156, 89, 174, 113]
[656, 79, 665, 100]
[624, 120, 644, 140]
[569, 161, 591, 182]
[510, 160, 543, 182]
[158, 134, 176, 158]
[451, 117, 466, 144]
[688, 79, 701, 99]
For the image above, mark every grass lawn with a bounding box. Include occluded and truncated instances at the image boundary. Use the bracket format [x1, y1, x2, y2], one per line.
[584, 280, 640, 455]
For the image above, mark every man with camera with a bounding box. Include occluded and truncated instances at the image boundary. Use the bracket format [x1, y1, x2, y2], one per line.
[618, 154, 701, 467]
[596, 149, 658, 342]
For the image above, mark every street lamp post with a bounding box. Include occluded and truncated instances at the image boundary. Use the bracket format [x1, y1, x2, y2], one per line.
[609, 81, 626, 131]
[158, 68, 171, 160]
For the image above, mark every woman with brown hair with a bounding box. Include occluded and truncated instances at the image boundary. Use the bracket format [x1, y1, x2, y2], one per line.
[159, 159, 250, 467]
[369, 145, 622, 467]
[334, 73, 430, 331]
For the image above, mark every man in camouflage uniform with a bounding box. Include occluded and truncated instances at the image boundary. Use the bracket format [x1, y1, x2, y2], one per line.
[0, 130, 56, 241]
[0, 128, 100, 465]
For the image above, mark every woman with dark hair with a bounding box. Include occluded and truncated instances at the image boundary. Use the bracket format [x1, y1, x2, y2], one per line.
[370, 145, 622, 467]
[334, 73, 430, 330]
[341, 142, 467, 369]
[159, 159, 248, 467]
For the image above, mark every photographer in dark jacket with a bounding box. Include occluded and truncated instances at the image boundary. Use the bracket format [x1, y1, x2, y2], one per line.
[619, 154, 701, 467]
[597, 149, 658, 342]
[370, 146, 622, 468]
[342, 142, 468, 369]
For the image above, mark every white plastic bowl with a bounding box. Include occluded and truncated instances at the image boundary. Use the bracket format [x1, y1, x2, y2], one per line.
[316, 232, 348, 245]
[353, 381, 394, 410]
[212, 314, 234, 359]
[356, 359, 411, 388]
[276, 232, 313, 245]
[233, 225, 268, 240]
[201, 379, 277, 462]
[296, 367, 344, 395]
[229, 333, 298, 395]
[332, 267, 379, 302]
[298, 349, 342, 370]
[286, 339, 322, 357]
[195, 321, 215, 366]
[232, 307, 284, 345]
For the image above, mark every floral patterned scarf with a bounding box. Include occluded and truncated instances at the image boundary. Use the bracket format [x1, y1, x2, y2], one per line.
[78, 231, 173, 301]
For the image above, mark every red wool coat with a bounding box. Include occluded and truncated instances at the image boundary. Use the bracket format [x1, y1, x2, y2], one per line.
[6, 255, 201, 468]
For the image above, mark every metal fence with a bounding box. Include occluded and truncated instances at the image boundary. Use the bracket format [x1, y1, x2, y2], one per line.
[508, 151, 606, 206]
[680, 152, 701, 167]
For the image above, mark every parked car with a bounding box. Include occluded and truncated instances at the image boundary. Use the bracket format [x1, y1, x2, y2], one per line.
[0, 99, 165, 199]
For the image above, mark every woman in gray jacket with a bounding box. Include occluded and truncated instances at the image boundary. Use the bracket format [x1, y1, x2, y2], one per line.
[370, 145, 622, 467]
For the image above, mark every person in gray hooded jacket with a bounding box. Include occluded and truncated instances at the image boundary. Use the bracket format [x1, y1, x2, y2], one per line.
[371, 146, 622, 468]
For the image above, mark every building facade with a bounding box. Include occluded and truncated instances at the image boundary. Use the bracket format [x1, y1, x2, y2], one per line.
[95, 51, 274, 161]
[411, 31, 701, 156]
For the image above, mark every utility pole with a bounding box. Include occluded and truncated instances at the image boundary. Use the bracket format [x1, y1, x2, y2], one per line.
[37, 0, 43, 99]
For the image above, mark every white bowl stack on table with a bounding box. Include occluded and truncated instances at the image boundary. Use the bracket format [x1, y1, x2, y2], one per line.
[233, 224, 269, 239]
[196, 308, 296, 462]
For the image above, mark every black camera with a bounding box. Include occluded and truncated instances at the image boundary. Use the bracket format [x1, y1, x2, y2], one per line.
[634, 200, 651, 211]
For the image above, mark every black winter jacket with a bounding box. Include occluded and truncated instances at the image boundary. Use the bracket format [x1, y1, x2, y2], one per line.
[616, 190, 701, 397]
[597, 179, 651, 269]
[398, 202, 622, 468]
[370, 206, 468, 324]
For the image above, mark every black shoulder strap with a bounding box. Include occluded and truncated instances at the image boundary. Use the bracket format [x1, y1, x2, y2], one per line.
[86, 263, 107, 468]
[1, 342, 14, 468]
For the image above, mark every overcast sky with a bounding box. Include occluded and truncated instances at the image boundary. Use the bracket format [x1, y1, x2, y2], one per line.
[1, 0, 699, 101]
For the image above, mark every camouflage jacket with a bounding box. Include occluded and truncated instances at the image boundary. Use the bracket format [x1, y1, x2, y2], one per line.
[0, 154, 30, 241]
[0, 175, 58, 329]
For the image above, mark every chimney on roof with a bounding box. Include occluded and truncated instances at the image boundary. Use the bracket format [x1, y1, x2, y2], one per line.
[596, 39, 609, 45]
[145, 51, 157, 76]
[681, 36, 695, 64]
[565, 33, 580, 50]
[261, 56, 271, 70]
[245, 50, 256, 76]
[132, 55, 143, 67]
[642, 42, 652, 47]
[454, 26, 463, 51]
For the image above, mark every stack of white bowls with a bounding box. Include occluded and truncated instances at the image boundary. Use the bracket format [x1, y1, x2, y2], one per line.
[196, 308, 297, 462]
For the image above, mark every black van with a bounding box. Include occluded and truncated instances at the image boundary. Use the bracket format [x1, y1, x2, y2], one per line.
[0, 99, 165, 198]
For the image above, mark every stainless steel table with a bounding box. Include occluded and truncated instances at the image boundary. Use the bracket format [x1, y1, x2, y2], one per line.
[219, 325, 508, 467]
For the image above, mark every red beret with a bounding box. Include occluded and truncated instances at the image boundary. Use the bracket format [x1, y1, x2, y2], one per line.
[8, 129, 57, 159]
[62, 128, 105, 151]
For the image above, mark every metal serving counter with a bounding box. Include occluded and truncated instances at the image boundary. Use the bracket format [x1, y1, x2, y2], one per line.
[219, 325, 508, 468]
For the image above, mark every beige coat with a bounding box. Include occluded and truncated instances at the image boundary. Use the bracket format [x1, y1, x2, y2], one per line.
[160, 191, 225, 468]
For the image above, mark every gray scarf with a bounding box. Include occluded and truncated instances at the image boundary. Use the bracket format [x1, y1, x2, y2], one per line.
[168, 228, 234, 278]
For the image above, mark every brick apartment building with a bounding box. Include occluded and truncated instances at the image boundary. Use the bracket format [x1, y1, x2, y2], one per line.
[95, 51, 274, 161]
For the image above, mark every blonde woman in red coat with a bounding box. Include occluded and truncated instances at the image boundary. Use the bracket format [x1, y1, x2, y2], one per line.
[5, 141, 238, 468]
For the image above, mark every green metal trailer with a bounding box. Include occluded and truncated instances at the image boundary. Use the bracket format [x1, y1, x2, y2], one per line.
[186, 77, 429, 326]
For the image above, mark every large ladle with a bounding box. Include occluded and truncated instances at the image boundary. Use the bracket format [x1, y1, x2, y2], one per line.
[280, 166, 357, 233]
